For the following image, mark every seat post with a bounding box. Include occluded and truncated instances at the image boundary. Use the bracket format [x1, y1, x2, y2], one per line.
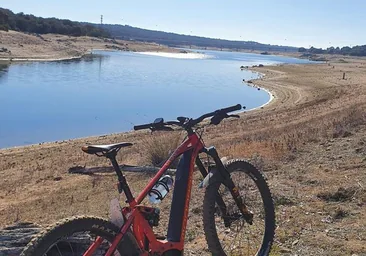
[107, 152, 134, 203]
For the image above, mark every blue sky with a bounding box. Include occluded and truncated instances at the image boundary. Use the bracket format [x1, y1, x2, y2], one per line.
[2, 0, 366, 48]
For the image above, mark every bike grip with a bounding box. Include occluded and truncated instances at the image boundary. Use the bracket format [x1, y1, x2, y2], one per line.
[133, 123, 152, 130]
[220, 104, 242, 113]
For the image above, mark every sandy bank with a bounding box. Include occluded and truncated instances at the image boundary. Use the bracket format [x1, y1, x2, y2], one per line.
[0, 30, 181, 62]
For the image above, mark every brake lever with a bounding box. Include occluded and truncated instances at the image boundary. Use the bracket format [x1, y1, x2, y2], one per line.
[228, 114, 240, 118]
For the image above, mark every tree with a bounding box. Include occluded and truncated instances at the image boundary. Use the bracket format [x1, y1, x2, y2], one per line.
[309, 46, 324, 54]
[298, 47, 307, 52]
[341, 46, 352, 55]
[0, 7, 110, 37]
[326, 47, 335, 54]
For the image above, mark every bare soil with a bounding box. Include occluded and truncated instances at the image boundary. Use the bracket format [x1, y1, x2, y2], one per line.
[0, 30, 180, 62]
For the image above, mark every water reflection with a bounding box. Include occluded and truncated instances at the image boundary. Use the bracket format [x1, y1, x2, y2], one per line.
[83, 53, 106, 62]
[0, 63, 9, 82]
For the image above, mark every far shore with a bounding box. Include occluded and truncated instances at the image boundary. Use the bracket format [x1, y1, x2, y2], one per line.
[0, 30, 183, 63]
[0, 30, 316, 63]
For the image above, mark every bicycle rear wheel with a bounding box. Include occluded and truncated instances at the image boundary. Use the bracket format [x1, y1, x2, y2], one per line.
[203, 159, 275, 256]
[21, 216, 140, 256]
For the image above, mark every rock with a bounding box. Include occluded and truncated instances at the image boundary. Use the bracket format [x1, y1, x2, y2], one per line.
[355, 147, 364, 153]
[279, 246, 292, 253]
[0, 47, 10, 53]
[0, 223, 42, 256]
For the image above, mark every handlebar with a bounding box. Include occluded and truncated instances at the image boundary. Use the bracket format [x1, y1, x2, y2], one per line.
[217, 104, 242, 113]
[188, 104, 242, 127]
[133, 123, 152, 131]
[134, 104, 242, 132]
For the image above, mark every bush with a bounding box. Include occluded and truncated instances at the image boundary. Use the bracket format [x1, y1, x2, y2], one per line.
[317, 187, 357, 202]
[142, 132, 182, 168]
[0, 24, 8, 31]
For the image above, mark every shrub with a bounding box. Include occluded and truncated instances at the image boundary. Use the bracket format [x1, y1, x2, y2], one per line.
[142, 132, 182, 168]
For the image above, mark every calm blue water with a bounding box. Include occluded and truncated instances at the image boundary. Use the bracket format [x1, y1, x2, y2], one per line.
[0, 50, 313, 148]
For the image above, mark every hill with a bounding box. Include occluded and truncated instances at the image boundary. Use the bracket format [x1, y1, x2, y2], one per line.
[0, 7, 299, 52]
[100, 23, 298, 52]
[0, 8, 108, 37]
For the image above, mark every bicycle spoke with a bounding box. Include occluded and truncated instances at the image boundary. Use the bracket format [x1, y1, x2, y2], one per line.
[55, 244, 63, 256]
[68, 241, 75, 256]
[211, 167, 269, 256]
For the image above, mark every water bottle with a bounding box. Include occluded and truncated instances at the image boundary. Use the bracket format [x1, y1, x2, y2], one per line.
[148, 175, 174, 204]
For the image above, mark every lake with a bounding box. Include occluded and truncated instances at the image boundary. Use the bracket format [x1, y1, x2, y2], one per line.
[0, 50, 313, 148]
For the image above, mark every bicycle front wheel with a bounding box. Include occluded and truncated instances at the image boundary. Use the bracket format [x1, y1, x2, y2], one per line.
[203, 159, 275, 256]
[21, 216, 140, 256]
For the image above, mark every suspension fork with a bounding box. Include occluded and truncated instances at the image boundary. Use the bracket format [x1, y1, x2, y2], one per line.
[201, 147, 254, 225]
[196, 157, 228, 217]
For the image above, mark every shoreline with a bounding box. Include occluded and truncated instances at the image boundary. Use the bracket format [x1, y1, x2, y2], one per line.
[0, 30, 182, 63]
[247, 86, 275, 111]
[243, 71, 276, 111]
[0, 48, 212, 63]
[0, 68, 278, 151]
[0, 57, 287, 151]
[0, 55, 84, 63]
[0, 30, 315, 64]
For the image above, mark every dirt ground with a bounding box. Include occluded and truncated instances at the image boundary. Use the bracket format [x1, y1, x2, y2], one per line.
[0, 50, 366, 255]
[0, 30, 180, 61]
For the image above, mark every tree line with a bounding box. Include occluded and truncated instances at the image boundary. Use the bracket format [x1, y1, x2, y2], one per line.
[0, 8, 109, 37]
[298, 45, 366, 57]
[101, 24, 298, 52]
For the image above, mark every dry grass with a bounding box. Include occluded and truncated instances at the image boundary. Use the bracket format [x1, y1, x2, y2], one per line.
[139, 132, 183, 167]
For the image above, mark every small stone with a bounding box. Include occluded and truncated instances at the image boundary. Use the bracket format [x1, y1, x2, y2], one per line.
[279, 246, 292, 253]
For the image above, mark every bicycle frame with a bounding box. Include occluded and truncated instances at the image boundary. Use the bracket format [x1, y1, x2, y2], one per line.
[86, 132, 206, 256]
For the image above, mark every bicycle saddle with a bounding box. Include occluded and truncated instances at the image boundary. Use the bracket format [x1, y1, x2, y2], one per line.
[82, 142, 133, 154]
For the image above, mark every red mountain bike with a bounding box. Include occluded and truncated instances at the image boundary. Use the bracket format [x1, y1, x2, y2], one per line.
[21, 104, 275, 256]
